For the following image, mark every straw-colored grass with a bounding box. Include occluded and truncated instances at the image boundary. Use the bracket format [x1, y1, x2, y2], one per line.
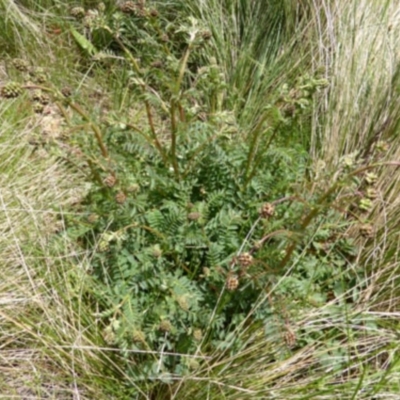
[1, 1, 400, 399]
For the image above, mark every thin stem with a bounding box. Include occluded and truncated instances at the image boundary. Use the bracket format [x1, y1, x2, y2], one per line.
[170, 101, 180, 180]
[168, 44, 193, 181]
[110, 32, 168, 164]
[65, 101, 109, 159]
[176, 44, 192, 93]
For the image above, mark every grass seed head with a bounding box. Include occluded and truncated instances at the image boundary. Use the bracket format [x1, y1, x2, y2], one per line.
[365, 172, 378, 185]
[36, 93, 50, 105]
[375, 140, 389, 153]
[32, 102, 45, 113]
[366, 187, 379, 199]
[12, 58, 29, 72]
[1, 82, 23, 98]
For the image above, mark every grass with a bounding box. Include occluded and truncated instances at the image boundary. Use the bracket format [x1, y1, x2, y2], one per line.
[1, 0, 400, 399]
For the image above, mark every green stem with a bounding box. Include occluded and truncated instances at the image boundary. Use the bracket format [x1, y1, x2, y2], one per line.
[66, 101, 109, 159]
[170, 101, 180, 180]
[176, 44, 192, 93]
[169, 44, 193, 181]
[110, 32, 168, 165]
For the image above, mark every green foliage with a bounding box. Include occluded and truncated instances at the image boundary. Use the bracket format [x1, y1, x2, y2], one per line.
[51, 2, 372, 384]
[0, 0, 378, 391]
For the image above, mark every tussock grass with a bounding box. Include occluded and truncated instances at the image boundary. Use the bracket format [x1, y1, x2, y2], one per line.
[311, 0, 400, 322]
[312, 0, 400, 159]
[179, 0, 319, 137]
[0, 120, 103, 398]
[0, 10, 126, 399]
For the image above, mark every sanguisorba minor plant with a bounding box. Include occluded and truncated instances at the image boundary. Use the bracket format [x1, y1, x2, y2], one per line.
[5, 1, 394, 391]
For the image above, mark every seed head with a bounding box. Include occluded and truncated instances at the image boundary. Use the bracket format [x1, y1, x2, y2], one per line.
[149, 8, 159, 17]
[160, 33, 169, 42]
[366, 187, 378, 200]
[152, 245, 162, 258]
[283, 326, 296, 348]
[226, 275, 239, 291]
[283, 103, 296, 117]
[115, 191, 127, 204]
[31, 90, 42, 101]
[61, 86, 72, 97]
[188, 212, 201, 221]
[359, 198, 373, 212]
[187, 358, 200, 370]
[151, 60, 163, 69]
[193, 329, 202, 341]
[32, 92, 50, 105]
[201, 267, 211, 278]
[32, 102, 45, 114]
[36, 73, 47, 84]
[70, 7, 85, 19]
[197, 111, 207, 121]
[375, 140, 389, 153]
[159, 320, 172, 332]
[365, 172, 378, 185]
[98, 238, 110, 252]
[360, 224, 374, 238]
[127, 183, 140, 193]
[87, 214, 99, 223]
[103, 175, 116, 187]
[177, 295, 190, 312]
[1, 82, 23, 98]
[12, 58, 29, 72]
[83, 14, 95, 28]
[119, 1, 137, 14]
[103, 325, 115, 344]
[132, 329, 146, 343]
[200, 30, 212, 40]
[259, 202, 275, 219]
[238, 252, 253, 268]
